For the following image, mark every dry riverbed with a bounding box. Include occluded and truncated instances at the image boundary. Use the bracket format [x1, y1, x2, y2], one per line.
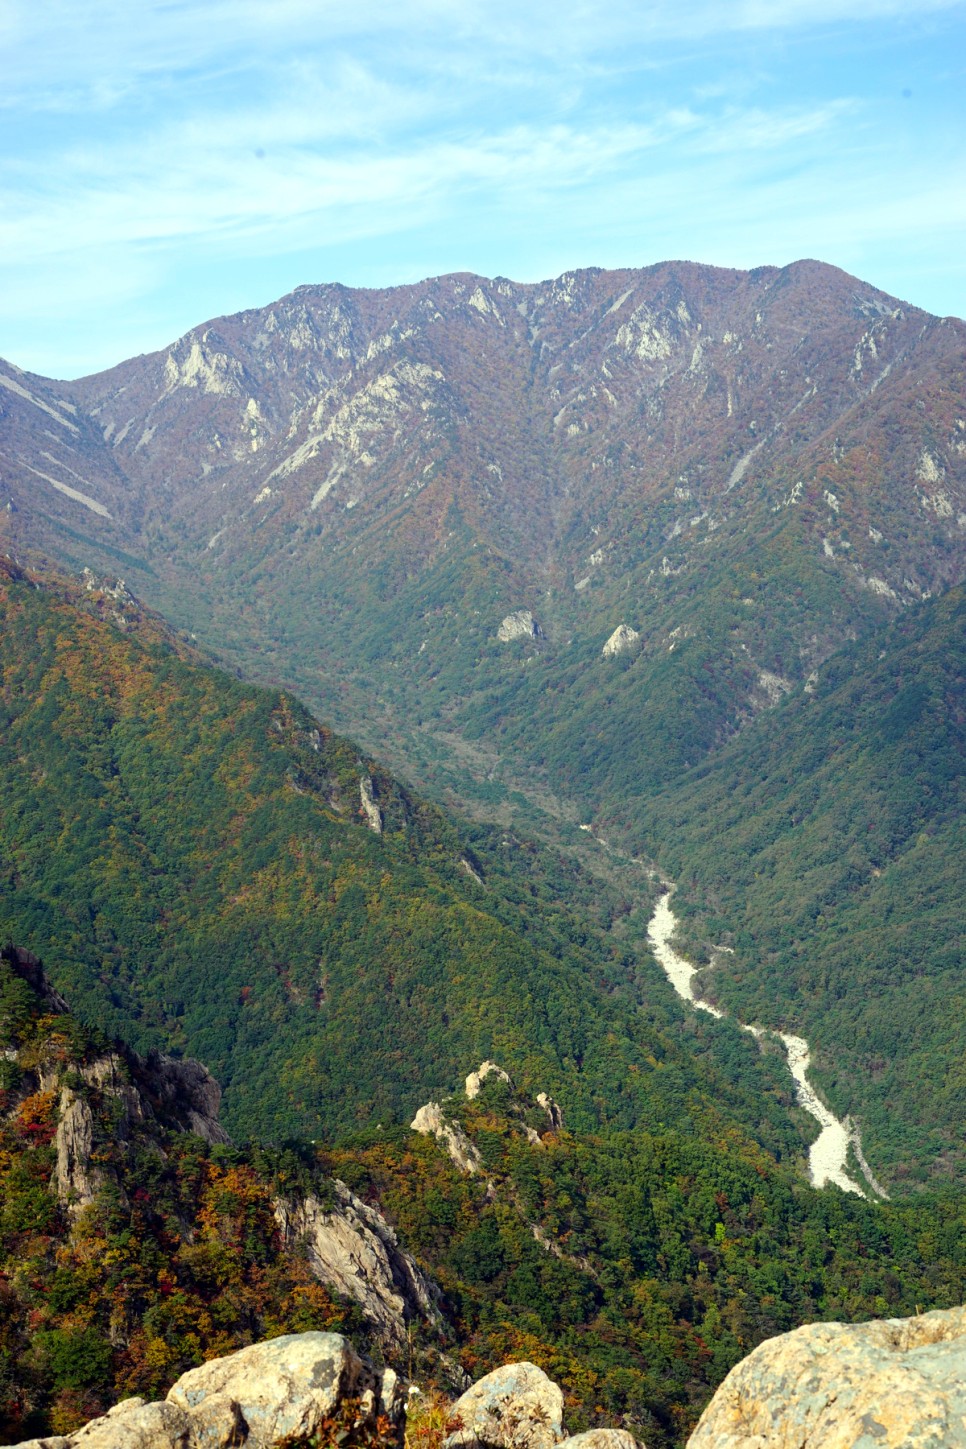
[647, 890, 887, 1199]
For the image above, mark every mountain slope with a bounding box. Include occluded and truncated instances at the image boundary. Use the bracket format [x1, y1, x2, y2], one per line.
[0, 943, 385, 1440]
[3, 944, 964, 1447]
[635, 584, 965, 1187]
[2, 260, 963, 794]
[1, 260, 964, 1191]
[0, 559, 806, 1159]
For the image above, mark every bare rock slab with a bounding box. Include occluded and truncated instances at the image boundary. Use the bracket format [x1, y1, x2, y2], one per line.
[496, 611, 540, 643]
[601, 625, 639, 658]
[273, 1182, 439, 1350]
[8, 1333, 402, 1448]
[71, 1400, 192, 1448]
[167, 1331, 400, 1447]
[445, 1362, 564, 1449]
[687, 1304, 966, 1448]
[559, 1433, 642, 1449]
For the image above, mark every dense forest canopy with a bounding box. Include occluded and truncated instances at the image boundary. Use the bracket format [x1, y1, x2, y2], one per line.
[0, 561, 811, 1161]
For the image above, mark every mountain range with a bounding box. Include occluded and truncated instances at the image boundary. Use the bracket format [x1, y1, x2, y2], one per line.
[1, 258, 963, 1195]
[0, 256, 965, 1445]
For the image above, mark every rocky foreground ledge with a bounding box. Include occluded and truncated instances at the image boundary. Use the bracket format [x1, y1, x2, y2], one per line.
[12, 1334, 403, 1448]
[688, 1302, 966, 1447]
[10, 1304, 966, 1449]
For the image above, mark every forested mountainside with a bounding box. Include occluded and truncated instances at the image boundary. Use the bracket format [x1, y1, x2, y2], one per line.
[3, 946, 964, 1448]
[0, 943, 381, 1442]
[0, 558, 807, 1157]
[0, 260, 963, 1194]
[636, 586, 965, 1189]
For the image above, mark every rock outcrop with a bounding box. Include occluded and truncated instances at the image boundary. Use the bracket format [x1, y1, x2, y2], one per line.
[0, 946, 228, 1216]
[13, 1350, 651, 1449]
[52, 1084, 101, 1214]
[48, 1050, 228, 1214]
[2, 945, 70, 1014]
[11, 1332, 404, 1448]
[687, 1303, 966, 1447]
[6, 945, 444, 1355]
[601, 624, 639, 658]
[444, 1362, 565, 1449]
[536, 1093, 563, 1130]
[559, 1435, 641, 1449]
[465, 1061, 511, 1099]
[359, 774, 383, 833]
[273, 1180, 439, 1349]
[496, 611, 540, 643]
[410, 1101, 482, 1174]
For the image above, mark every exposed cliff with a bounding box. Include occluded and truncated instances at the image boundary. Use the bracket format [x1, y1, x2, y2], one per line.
[273, 1181, 440, 1350]
[0, 946, 228, 1214]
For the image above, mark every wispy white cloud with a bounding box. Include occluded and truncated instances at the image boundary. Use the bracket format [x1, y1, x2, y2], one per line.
[3, 0, 962, 109]
[0, 101, 853, 264]
[1, 0, 963, 373]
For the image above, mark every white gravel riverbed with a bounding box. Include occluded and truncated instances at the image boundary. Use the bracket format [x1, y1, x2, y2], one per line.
[647, 889, 886, 1199]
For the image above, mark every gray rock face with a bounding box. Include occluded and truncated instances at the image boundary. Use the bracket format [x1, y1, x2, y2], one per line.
[496, 611, 540, 643]
[559, 1434, 642, 1449]
[465, 1062, 511, 1099]
[6, 946, 228, 1211]
[2, 945, 70, 1015]
[410, 1101, 482, 1174]
[52, 1085, 101, 1214]
[359, 774, 383, 833]
[445, 1362, 565, 1449]
[71, 1399, 192, 1448]
[535, 1093, 563, 1130]
[601, 625, 639, 658]
[138, 1054, 230, 1146]
[687, 1303, 966, 1448]
[47, 1048, 228, 1214]
[273, 1180, 439, 1348]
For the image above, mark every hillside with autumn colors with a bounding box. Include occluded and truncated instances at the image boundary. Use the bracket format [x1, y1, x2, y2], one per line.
[2, 262, 963, 813]
[2, 942, 965, 1448]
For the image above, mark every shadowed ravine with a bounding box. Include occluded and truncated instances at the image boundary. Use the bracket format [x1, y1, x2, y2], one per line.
[647, 890, 889, 1200]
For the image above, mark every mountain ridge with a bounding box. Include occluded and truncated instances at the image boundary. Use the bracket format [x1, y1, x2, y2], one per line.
[1, 257, 963, 1188]
[3, 257, 962, 816]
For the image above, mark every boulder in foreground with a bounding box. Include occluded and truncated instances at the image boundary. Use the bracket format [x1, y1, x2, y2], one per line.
[11, 1332, 403, 1448]
[687, 1303, 966, 1447]
[443, 1362, 564, 1449]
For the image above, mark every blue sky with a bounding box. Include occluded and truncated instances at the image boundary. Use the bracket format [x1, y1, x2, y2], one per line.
[2, 0, 964, 378]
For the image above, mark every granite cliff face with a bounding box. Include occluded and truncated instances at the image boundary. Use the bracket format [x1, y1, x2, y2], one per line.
[273, 1182, 440, 1350]
[3, 946, 229, 1220]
